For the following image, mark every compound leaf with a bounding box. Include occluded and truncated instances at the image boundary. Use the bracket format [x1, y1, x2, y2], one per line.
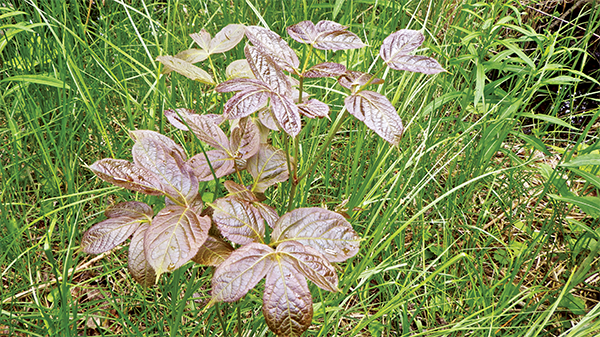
[210, 24, 245, 54]
[190, 30, 212, 51]
[192, 234, 234, 266]
[211, 242, 274, 302]
[247, 144, 290, 193]
[224, 180, 258, 202]
[144, 205, 210, 278]
[385, 54, 446, 74]
[245, 26, 299, 71]
[128, 225, 156, 287]
[313, 30, 365, 50]
[315, 20, 346, 32]
[188, 150, 234, 181]
[129, 130, 187, 160]
[254, 202, 279, 229]
[164, 108, 196, 131]
[271, 207, 360, 262]
[345, 91, 404, 146]
[164, 111, 230, 152]
[263, 254, 312, 337]
[104, 201, 154, 219]
[156, 55, 214, 85]
[89, 159, 164, 196]
[216, 78, 269, 93]
[245, 45, 291, 95]
[230, 117, 260, 160]
[286, 21, 318, 44]
[302, 62, 346, 78]
[212, 196, 265, 245]
[277, 241, 339, 293]
[81, 216, 146, 254]
[223, 88, 270, 120]
[174, 48, 209, 64]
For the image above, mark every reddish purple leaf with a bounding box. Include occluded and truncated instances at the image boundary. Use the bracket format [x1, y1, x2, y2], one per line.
[345, 91, 404, 146]
[269, 93, 301, 137]
[286, 21, 318, 44]
[384, 54, 446, 74]
[128, 225, 156, 286]
[223, 89, 270, 120]
[277, 241, 339, 293]
[89, 159, 164, 196]
[230, 117, 260, 160]
[379, 29, 424, 61]
[338, 70, 384, 90]
[216, 78, 270, 93]
[192, 234, 234, 266]
[212, 196, 265, 245]
[104, 201, 153, 219]
[244, 45, 291, 95]
[156, 55, 214, 85]
[302, 62, 347, 78]
[81, 217, 144, 254]
[247, 144, 290, 193]
[245, 26, 299, 71]
[297, 99, 330, 119]
[188, 150, 235, 181]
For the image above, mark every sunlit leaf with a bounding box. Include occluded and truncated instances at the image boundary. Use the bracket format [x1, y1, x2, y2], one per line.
[188, 150, 234, 181]
[175, 48, 209, 64]
[164, 108, 196, 131]
[315, 20, 346, 32]
[132, 136, 198, 203]
[302, 62, 346, 78]
[385, 54, 446, 74]
[271, 207, 360, 262]
[211, 242, 274, 302]
[224, 180, 257, 202]
[313, 30, 364, 50]
[297, 99, 330, 119]
[128, 225, 156, 287]
[144, 206, 210, 277]
[345, 91, 404, 146]
[212, 196, 265, 245]
[286, 20, 317, 44]
[129, 130, 187, 160]
[247, 144, 290, 193]
[156, 55, 215, 85]
[258, 106, 280, 131]
[278, 241, 339, 292]
[104, 201, 154, 219]
[210, 24, 245, 54]
[192, 234, 234, 266]
[217, 78, 268, 93]
[226, 59, 255, 79]
[263, 254, 312, 337]
[245, 26, 299, 71]
[254, 202, 279, 229]
[175, 113, 230, 152]
[89, 159, 164, 196]
[245, 45, 291, 95]
[270, 93, 301, 137]
[337, 70, 384, 90]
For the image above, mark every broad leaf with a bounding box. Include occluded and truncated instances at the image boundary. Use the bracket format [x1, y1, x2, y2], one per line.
[216, 78, 269, 93]
[164, 112, 230, 152]
[210, 24, 245, 54]
[212, 196, 265, 245]
[247, 144, 290, 193]
[315, 20, 346, 32]
[89, 159, 164, 196]
[156, 55, 215, 85]
[302, 62, 346, 78]
[287, 20, 364, 51]
[385, 54, 446, 74]
[164, 108, 195, 131]
[224, 180, 257, 202]
[337, 70, 384, 90]
[226, 59, 255, 79]
[271, 207, 360, 262]
[245, 26, 299, 71]
[269, 93, 301, 137]
[190, 30, 212, 51]
[211, 242, 274, 302]
[188, 150, 234, 181]
[297, 99, 330, 119]
[263, 254, 312, 337]
[277, 241, 338, 293]
[192, 234, 234, 266]
[128, 225, 156, 287]
[245, 45, 291, 95]
[258, 106, 280, 131]
[81, 215, 146, 254]
[144, 206, 210, 277]
[129, 130, 187, 160]
[223, 88, 270, 120]
[286, 20, 317, 44]
[379, 29, 445, 74]
[132, 136, 198, 203]
[345, 91, 404, 146]
[379, 29, 424, 61]
[174, 48, 209, 64]
[254, 202, 279, 229]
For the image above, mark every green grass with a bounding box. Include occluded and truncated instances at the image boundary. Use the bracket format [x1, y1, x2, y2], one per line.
[1, 0, 600, 336]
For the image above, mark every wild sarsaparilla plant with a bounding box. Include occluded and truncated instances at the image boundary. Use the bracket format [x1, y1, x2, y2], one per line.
[82, 21, 445, 336]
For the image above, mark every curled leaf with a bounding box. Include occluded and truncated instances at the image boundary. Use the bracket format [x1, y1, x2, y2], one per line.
[192, 234, 234, 266]
[247, 144, 290, 193]
[128, 225, 156, 287]
[156, 55, 215, 85]
[263, 253, 312, 337]
[210, 24, 245, 54]
[226, 59, 255, 79]
[211, 243, 274, 302]
[345, 91, 404, 146]
[175, 48, 209, 64]
[271, 207, 360, 262]
[144, 206, 210, 278]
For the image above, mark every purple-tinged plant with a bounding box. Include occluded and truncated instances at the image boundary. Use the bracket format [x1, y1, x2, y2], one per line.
[82, 21, 445, 337]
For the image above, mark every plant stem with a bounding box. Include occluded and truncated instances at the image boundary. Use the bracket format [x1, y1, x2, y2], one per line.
[207, 55, 220, 83]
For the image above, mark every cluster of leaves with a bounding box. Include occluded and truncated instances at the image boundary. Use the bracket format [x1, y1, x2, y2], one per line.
[82, 21, 444, 336]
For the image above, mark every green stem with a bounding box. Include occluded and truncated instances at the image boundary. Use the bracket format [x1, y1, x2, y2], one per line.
[207, 54, 220, 83]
